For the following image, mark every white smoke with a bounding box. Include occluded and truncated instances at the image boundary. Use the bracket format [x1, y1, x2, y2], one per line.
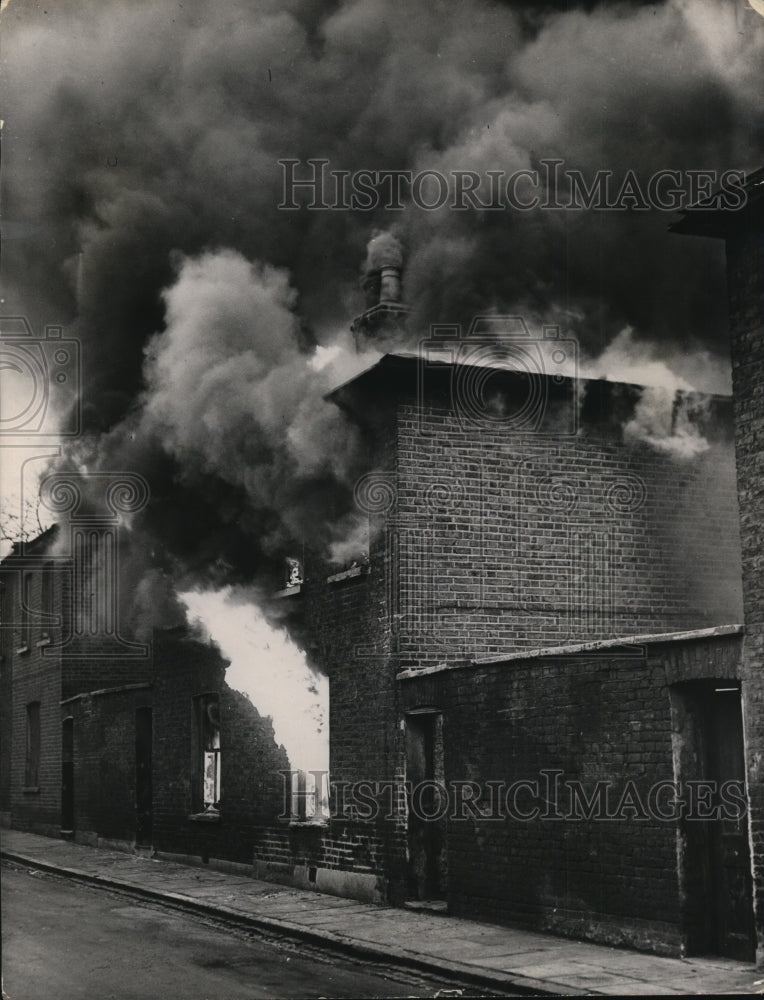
[138, 249, 369, 552]
[580, 327, 730, 459]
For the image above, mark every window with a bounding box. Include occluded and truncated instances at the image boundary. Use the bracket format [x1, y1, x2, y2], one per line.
[194, 694, 221, 814]
[40, 562, 55, 639]
[19, 573, 33, 651]
[25, 702, 40, 788]
[289, 769, 330, 823]
[0, 583, 8, 658]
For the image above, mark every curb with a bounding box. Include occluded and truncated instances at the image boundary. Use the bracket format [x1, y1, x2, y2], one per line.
[1, 850, 577, 997]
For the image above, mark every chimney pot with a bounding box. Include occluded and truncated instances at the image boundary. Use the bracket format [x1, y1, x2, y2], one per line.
[379, 265, 401, 304]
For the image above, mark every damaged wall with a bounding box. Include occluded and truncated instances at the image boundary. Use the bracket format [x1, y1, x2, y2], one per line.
[150, 628, 290, 865]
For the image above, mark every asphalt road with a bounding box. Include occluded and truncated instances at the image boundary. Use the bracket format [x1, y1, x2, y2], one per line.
[1, 863, 483, 1000]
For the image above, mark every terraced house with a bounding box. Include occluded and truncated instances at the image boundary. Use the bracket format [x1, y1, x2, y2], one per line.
[1, 168, 762, 965]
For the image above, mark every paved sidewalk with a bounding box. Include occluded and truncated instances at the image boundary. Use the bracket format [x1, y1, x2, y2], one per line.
[1, 829, 761, 996]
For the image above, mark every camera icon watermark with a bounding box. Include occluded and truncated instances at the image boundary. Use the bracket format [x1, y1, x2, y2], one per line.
[418, 315, 578, 436]
[0, 316, 81, 436]
[347, 463, 648, 662]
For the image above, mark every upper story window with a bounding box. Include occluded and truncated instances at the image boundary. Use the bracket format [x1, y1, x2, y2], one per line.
[19, 573, 33, 651]
[275, 557, 304, 599]
[0, 583, 8, 658]
[286, 558, 304, 588]
[40, 562, 55, 639]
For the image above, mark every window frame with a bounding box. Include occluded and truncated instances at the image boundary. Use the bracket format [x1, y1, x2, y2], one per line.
[24, 701, 41, 790]
[18, 572, 33, 653]
[191, 693, 221, 819]
[39, 561, 55, 642]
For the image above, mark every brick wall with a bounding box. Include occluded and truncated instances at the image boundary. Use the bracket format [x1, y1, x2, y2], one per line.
[726, 219, 764, 959]
[304, 553, 396, 787]
[0, 542, 154, 839]
[61, 650, 152, 703]
[63, 685, 152, 843]
[400, 632, 744, 954]
[293, 420, 411, 898]
[288, 362, 743, 910]
[394, 388, 741, 670]
[151, 628, 292, 865]
[4, 561, 63, 835]
[59, 551, 152, 701]
[252, 820, 393, 878]
[0, 577, 13, 816]
[147, 581, 408, 898]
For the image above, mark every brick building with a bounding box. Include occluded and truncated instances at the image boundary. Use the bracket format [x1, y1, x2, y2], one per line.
[0, 524, 152, 843]
[2, 169, 761, 965]
[149, 626, 291, 871]
[0, 536, 290, 858]
[253, 195, 761, 958]
[671, 165, 764, 963]
[266, 335, 750, 959]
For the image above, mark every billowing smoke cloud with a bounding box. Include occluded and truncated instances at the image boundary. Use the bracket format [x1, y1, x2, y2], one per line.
[2, 0, 762, 647]
[5, 0, 763, 366]
[140, 249, 364, 549]
[578, 327, 731, 458]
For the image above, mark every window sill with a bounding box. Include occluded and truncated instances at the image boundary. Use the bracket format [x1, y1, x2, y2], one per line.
[22, 786, 40, 794]
[15, 646, 30, 656]
[288, 818, 330, 828]
[326, 564, 369, 585]
[188, 811, 221, 823]
[36, 637, 52, 648]
[274, 584, 302, 599]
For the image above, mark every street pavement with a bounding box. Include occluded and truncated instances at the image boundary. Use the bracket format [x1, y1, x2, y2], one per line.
[2, 829, 762, 996]
[1, 864, 469, 1000]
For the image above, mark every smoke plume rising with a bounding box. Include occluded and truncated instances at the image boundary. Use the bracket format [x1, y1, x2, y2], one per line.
[2, 0, 762, 656]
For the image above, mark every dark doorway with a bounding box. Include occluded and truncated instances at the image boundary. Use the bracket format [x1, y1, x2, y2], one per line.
[705, 687, 755, 960]
[405, 710, 447, 902]
[135, 707, 153, 845]
[61, 717, 74, 835]
[671, 682, 755, 961]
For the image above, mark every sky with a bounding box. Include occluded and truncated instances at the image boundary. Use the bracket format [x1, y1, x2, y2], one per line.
[1, 0, 763, 764]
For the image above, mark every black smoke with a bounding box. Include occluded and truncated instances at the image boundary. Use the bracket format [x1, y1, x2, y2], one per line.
[2, 0, 762, 637]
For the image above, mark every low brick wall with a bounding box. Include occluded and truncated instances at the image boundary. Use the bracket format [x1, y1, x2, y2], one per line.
[400, 631, 744, 955]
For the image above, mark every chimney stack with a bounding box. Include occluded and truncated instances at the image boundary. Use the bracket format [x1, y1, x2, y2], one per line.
[379, 264, 401, 303]
[351, 231, 409, 351]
